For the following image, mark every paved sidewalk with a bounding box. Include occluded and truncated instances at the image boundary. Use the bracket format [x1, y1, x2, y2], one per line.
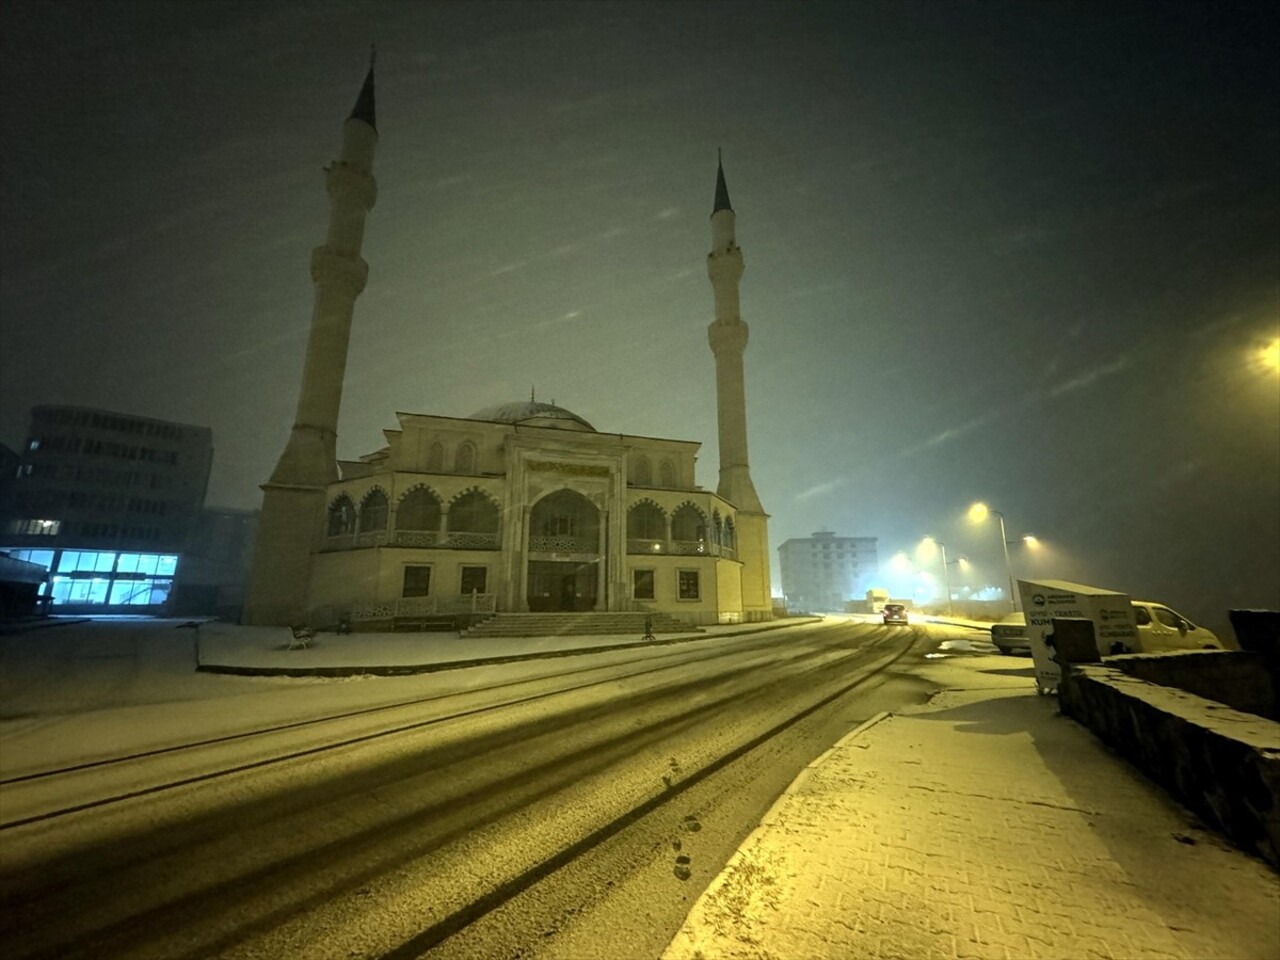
[664, 653, 1280, 960]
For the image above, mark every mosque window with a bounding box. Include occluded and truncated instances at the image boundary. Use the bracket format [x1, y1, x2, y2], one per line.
[326, 496, 357, 537]
[455, 442, 476, 474]
[633, 569, 655, 600]
[634, 456, 652, 486]
[397, 487, 442, 530]
[659, 460, 676, 488]
[402, 565, 431, 598]
[627, 501, 666, 541]
[460, 565, 488, 594]
[427, 442, 445, 472]
[448, 490, 500, 533]
[724, 517, 736, 550]
[678, 569, 700, 600]
[359, 489, 388, 532]
[671, 504, 706, 547]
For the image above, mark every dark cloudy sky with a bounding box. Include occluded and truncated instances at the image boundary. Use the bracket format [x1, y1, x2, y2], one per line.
[2, 0, 1277, 627]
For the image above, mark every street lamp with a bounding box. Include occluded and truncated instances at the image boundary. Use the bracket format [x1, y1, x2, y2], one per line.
[922, 536, 952, 616]
[968, 502, 1017, 613]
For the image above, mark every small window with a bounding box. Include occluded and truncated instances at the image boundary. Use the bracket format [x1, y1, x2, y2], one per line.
[1153, 606, 1181, 629]
[633, 569, 655, 600]
[460, 565, 487, 594]
[678, 569, 700, 601]
[402, 565, 431, 598]
[1132, 605, 1152, 626]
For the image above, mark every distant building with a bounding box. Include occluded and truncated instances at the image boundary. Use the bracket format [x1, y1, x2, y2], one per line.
[778, 531, 879, 613]
[0, 405, 214, 613]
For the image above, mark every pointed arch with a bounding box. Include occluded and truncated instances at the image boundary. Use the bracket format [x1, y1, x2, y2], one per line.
[358, 487, 389, 532]
[712, 509, 723, 546]
[633, 455, 652, 487]
[671, 502, 707, 547]
[426, 441, 445, 472]
[659, 459, 676, 488]
[454, 440, 476, 474]
[724, 515, 737, 551]
[326, 494, 357, 538]
[627, 499, 666, 540]
[447, 487, 500, 534]
[396, 485, 442, 531]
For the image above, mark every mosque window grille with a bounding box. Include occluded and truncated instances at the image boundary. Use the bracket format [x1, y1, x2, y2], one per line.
[454, 441, 477, 475]
[426, 442, 445, 472]
[634, 456, 653, 486]
[326, 496, 357, 538]
[659, 459, 676, 488]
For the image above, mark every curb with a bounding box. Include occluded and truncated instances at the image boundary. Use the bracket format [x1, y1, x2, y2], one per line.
[760, 710, 893, 826]
[195, 617, 826, 678]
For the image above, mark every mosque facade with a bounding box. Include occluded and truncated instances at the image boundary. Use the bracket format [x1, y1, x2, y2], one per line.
[242, 60, 771, 629]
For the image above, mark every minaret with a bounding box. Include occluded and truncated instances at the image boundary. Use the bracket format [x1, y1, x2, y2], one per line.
[243, 54, 378, 626]
[706, 153, 772, 620]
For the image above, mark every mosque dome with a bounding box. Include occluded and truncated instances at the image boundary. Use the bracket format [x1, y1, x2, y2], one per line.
[467, 400, 596, 432]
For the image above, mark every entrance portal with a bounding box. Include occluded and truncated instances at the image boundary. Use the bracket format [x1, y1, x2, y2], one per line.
[527, 560, 598, 612]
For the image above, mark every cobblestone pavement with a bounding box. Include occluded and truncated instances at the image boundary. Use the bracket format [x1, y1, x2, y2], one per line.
[664, 654, 1280, 960]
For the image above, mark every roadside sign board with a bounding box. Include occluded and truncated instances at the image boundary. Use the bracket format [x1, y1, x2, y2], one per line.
[1018, 579, 1139, 694]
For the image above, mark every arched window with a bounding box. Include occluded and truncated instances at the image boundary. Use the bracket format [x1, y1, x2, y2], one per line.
[671, 503, 706, 547]
[659, 459, 676, 488]
[326, 495, 356, 537]
[724, 516, 736, 550]
[530, 489, 600, 549]
[634, 456, 652, 486]
[455, 441, 476, 474]
[712, 510, 723, 546]
[426, 442, 445, 472]
[627, 501, 666, 540]
[448, 489, 499, 533]
[397, 487, 442, 530]
[359, 489, 388, 532]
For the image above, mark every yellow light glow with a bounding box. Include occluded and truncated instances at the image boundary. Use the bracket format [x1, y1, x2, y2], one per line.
[1261, 337, 1280, 372]
[1023, 534, 1040, 548]
[967, 502, 989, 524]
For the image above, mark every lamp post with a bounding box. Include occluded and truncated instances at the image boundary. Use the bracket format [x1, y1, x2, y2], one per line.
[923, 536, 952, 616]
[968, 502, 1017, 613]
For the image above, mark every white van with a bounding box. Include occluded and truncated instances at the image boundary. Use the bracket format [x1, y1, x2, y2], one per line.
[1129, 601, 1223, 652]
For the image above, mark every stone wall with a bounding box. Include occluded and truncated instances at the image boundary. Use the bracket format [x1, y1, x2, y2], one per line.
[1101, 650, 1277, 721]
[1059, 661, 1280, 870]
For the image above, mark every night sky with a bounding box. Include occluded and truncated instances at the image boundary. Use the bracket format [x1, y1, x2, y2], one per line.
[2, 1, 1277, 628]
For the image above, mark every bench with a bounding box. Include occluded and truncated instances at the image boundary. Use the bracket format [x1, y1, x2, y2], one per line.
[288, 625, 315, 650]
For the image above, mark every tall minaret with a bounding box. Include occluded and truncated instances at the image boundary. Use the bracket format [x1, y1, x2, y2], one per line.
[706, 153, 772, 620]
[243, 55, 378, 626]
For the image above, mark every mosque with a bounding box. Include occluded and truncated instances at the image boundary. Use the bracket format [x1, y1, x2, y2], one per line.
[242, 59, 772, 629]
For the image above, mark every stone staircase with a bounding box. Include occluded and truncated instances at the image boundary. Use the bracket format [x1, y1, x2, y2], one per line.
[461, 611, 700, 639]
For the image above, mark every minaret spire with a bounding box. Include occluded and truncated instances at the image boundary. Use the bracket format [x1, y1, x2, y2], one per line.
[705, 153, 772, 620]
[713, 147, 733, 214]
[243, 58, 380, 626]
[350, 44, 376, 131]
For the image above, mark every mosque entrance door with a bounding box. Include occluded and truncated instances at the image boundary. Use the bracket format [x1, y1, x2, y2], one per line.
[527, 560, 598, 612]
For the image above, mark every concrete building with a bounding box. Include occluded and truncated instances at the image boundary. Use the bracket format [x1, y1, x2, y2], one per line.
[243, 61, 772, 628]
[778, 531, 879, 613]
[0, 405, 214, 612]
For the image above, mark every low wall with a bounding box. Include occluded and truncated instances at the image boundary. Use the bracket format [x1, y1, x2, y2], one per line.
[1102, 650, 1277, 721]
[1059, 662, 1280, 869]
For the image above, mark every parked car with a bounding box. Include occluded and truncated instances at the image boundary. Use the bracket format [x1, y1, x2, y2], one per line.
[990, 612, 1029, 655]
[882, 603, 909, 626]
[1128, 601, 1223, 652]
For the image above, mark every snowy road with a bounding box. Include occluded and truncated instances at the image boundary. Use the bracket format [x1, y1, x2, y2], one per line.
[0, 618, 973, 958]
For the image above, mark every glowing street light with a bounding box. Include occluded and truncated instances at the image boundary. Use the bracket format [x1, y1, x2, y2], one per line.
[968, 501, 1017, 613]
